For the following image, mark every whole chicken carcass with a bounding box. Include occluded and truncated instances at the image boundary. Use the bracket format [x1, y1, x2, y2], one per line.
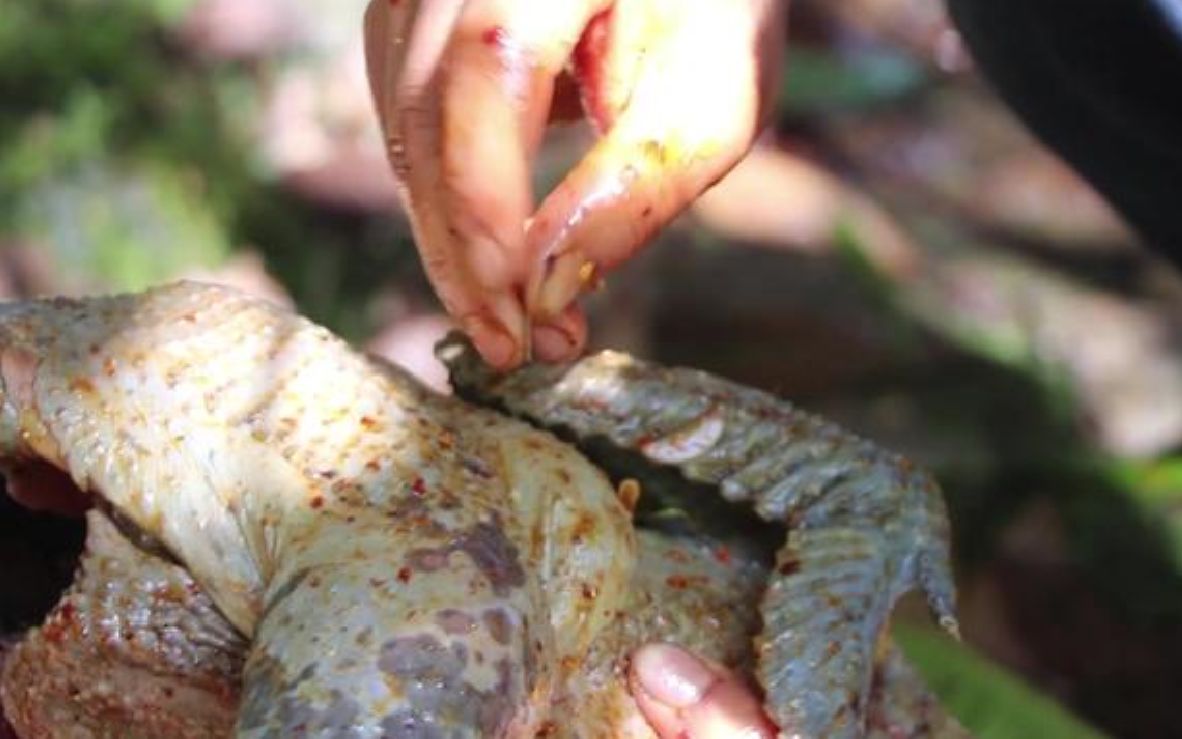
[0, 282, 963, 738]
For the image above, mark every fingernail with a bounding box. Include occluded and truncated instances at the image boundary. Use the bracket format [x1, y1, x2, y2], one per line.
[533, 322, 577, 362]
[633, 643, 717, 709]
[529, 249, 584, 319]
[468, 290, 531, 369]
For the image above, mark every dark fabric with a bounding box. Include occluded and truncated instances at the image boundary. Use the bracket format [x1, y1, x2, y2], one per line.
[946, 0, 1182, 262]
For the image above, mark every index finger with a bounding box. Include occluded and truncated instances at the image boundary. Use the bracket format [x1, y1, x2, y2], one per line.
[366, 0, 527, 367]
[439, 0, 612, 288]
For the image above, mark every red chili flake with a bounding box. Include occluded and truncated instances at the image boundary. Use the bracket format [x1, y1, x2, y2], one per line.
[713, 546, 732, 565]
[481, 25, 508, 47]
[397, 566, 413, 583]
[360, 416, 381, 431]
[42, 602, 76, 643]
[411, 477, 426, 496]
[581, 583, 599, 600]
[102, 357, 117, 377]
[309, 496, 325, 509]
[666, 575, 690, 590]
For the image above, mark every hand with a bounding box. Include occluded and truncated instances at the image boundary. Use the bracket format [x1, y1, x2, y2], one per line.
[629, 643, 778, 738]
[364, 0, 785, 368]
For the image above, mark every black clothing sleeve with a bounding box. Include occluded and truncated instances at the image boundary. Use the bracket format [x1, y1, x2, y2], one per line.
[946, 0, 1182, 262]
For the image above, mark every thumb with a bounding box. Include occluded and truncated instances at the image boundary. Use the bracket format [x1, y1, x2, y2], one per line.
[629, 643, 777, 739]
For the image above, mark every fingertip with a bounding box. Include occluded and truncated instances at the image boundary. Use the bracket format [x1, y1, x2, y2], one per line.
[631, 643, 718, 709]
[629, 644, 778, 739]
[532, 307, 586, 362]
[533, 326, 572, 363]
[467, 323, 519, 370]
[628, 646, 692, 739]
[461, 300, 527, 370]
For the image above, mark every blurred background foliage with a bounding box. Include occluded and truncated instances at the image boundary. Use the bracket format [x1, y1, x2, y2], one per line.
[2, 0, 1182, 736]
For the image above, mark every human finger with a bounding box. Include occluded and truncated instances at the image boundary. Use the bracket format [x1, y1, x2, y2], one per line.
[364, 0, 526, 367]
[629, 643, 777, 739]
[526, 0, 785, 321]
[438, 0, 613, 291]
